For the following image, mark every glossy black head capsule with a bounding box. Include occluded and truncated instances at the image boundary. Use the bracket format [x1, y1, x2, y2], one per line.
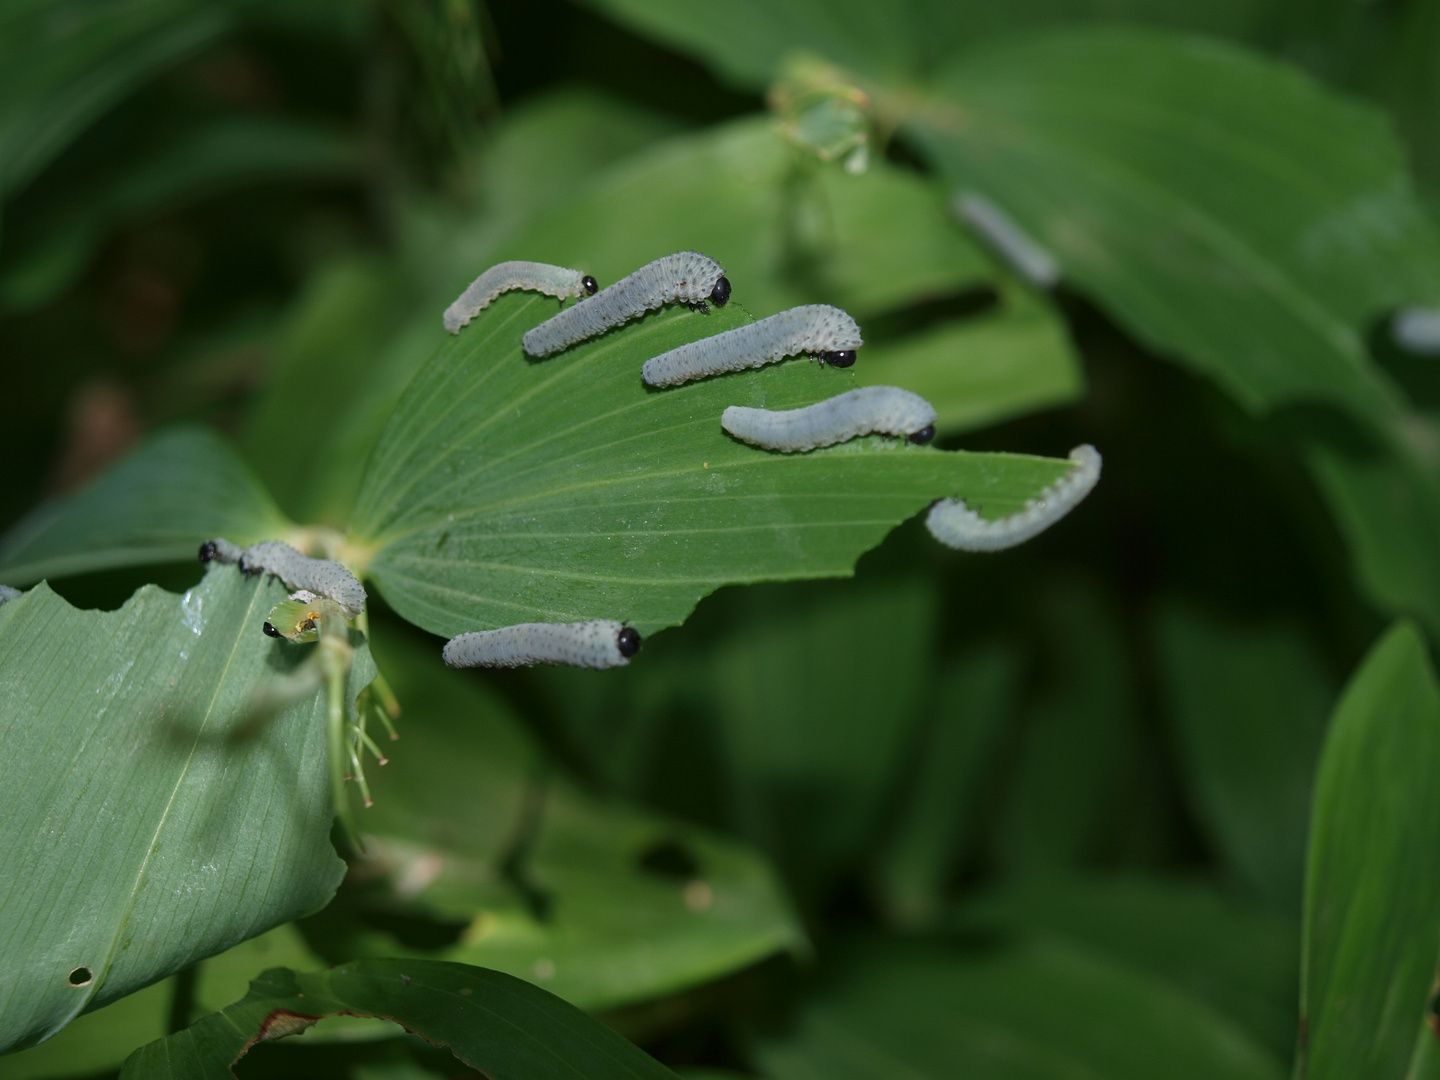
[198, 540, 218, 563]
[822, 349, 857, 368]
[909, 425, 936, 445]
[262, 621, 282, 638]
[581, 275, 598, 296]
[709, 275, 731, 308]
[617, 626, 642, 658]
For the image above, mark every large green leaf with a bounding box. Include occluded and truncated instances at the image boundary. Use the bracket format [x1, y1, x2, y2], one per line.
[1300, 621, 1440, 1079]
[0, 565, 370, 1053]
[953, 874, 1299, 1059]
[349, 292, 1073, 637]
[1156, 604, 1334, 912]
[239, 90, 687, 526]
[906, 28, 1440, 425]
[120, 958, 679, 1080]
[0, 426, 291, 586]
[754, 938, 1286, 1080]
[336, 625, 803, 1012]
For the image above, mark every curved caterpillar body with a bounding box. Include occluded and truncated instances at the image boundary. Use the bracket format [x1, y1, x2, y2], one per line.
[198, 537, 244, 565]
[238, 540, 367, 619]
[927, 444, 1101, 552]
[642, 304, 862, 388]
[522, 251, 729, 358]
[444, 261, 598, 334]
[0, 584, 22, 606]
[443, 620, 641, 670]
[954, 191, 1061, 290]
[722, 386, 936, 452]
[1393, 307, 1440, 356]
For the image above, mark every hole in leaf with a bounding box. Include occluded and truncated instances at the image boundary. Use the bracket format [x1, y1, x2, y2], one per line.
[68, 966, 93, 987]
[638, 840, 701, 880]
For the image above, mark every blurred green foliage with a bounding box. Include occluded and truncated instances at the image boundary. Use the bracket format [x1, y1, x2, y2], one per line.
[5, 1, 1440, 1078]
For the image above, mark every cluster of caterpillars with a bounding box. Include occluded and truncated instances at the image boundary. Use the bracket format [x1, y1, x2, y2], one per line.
[425, 250, 1101, 669]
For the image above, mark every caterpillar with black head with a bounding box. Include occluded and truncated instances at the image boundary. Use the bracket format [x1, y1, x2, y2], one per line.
[522, 251, 729, 358]
[926, 444, 1101, 552]
[198, 537, 244, 565]
[642, 304, 862, 388]
[722, 386, 936, 452]
[229, 539, 367, 619]
[954, 191, 1061, 290]
[444, 261, 598, 334]
[442, 620, 641, 670]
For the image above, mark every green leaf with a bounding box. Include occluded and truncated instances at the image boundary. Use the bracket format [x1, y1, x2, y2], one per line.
[342, 625, 804, 1012]
[856, 281, 1083, 436]
[121, 959, 680, 1080]
[0, 0, 232, 200]
[0, 426, 291, 586]
[242, 90, 686, 526]
[1301, 620, 1440, 1079]
[872, 641, 1018, 928]
[1156, 604, 1334, 912]
[953, 874, 1299, 1060]
[905, 28, 1440, 426]
[350, 292, 1073, 638]
[0, 566, 366, 1053]
[754, 938, 1286, 1080]
[0, 923, 334, 1078]
[0, 977, 172, 1080]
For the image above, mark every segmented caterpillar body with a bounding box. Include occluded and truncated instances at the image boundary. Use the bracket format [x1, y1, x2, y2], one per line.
[236, 540, 367, 618]
[443, 620, 641, 670]
[927, 444, 1101, 551]
[444, 261, 598, 334]
[642, 304, 862, 387]
[522, 251, 729, 358]
[721, 386, 936, 451]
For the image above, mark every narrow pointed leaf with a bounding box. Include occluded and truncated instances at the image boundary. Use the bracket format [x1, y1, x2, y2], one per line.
[1301, 621, 1440, 1079]
[119, 959, 679, 1080]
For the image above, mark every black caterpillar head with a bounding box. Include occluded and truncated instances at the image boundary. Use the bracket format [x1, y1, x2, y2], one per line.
[617, 626, 642, 658]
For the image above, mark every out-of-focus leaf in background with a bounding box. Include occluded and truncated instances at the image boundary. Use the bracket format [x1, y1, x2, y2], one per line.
[1156, 604, 1334, 914]
[0, 426, 290, 585]
[754, 938, 1288, 1080]
[120, 958, 681, 1080]
[320, 626, 805, 1013]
